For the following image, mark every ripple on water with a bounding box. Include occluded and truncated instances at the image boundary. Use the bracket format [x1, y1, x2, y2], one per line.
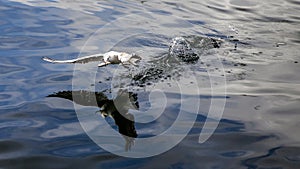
[220, 151, 248, 158]
[0, 140, 24, 155]
[228, 0, 259, 13]
[0, 120, 35, 129]
[0, 92, 22, 108]
[0, 64, 26, 75]
[242, 146, 300, 168]
[48, 74, 73, 82]
[0, 93, 11, 100]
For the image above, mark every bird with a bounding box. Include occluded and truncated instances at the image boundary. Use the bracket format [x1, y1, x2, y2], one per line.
[43, 51, 141, 67]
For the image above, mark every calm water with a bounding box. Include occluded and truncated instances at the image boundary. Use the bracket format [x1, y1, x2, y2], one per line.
[1, 0, 300, 168]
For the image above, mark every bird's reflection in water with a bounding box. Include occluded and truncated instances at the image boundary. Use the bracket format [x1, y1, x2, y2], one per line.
[48, 89, 139, 151]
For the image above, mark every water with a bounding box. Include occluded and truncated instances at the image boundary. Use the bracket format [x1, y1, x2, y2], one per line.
[1, 0, 300, 168]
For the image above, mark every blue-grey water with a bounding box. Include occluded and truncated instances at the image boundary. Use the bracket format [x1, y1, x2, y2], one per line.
[1, 0, 300, 168]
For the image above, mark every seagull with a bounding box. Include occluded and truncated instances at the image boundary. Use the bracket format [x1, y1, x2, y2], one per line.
[43, 51, 141, 67]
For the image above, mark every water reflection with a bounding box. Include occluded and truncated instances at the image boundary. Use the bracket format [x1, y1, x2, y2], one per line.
[48, 90, 138, 151]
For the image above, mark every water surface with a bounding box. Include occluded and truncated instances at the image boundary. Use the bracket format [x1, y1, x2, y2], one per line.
[1, 0, 300, 168]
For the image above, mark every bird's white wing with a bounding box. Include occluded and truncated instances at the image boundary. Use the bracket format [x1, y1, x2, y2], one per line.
[43, 53, 104, 64]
